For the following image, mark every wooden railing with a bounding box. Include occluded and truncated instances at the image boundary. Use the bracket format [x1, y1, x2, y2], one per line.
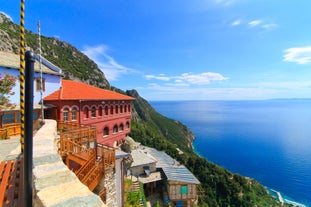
[75, 149, 97, 180]
[58, 121, 97, 157]
[57, 121, 116, 193]
[97, 144, 116, 173]
[80, 162, 103, 191]
[0, 123, 21, 140]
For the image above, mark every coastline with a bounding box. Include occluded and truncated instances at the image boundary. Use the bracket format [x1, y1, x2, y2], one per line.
[192, 136, 309, 207]
[268, 188, 307, 207]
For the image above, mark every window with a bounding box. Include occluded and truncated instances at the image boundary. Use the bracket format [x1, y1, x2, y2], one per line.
[128, 105, 131, 112]
[119, 123, 124, 131]
[72, 108, 77, 121]
[98, 106, 103, 116]
[124, 105, 127, 113]
[126, 122, 130, 129]
[181, 185, 188, 195]
[63, 108, 69, 122]
[2, 113, 15, 124]
[35, 78, 45, 92]
[91, 106, 96, 118]
[110, 106, 114, 115]
[113, 125, 118, 133]
[120, 106, 123, 113]
[103, 127, 109, 136]
[84, 107, 89, 119]
[105, 106, 108, 115]
[115, 106, 119, 114]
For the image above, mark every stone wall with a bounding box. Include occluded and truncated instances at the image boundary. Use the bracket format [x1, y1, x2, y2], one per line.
[33, 119, 107, 207]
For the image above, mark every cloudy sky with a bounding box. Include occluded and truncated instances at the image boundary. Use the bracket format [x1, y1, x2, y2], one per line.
[2, 0, 311, 100]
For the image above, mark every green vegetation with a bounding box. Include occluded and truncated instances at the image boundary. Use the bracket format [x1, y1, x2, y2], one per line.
[0, 14, 109, 89]
[0, 73, 16, 110]
[0, 14, 293, 206]
[124, 179, 147, 207]
[127, 89, 292, 207]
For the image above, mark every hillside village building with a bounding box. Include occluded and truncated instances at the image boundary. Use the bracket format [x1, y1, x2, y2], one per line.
[43, 80, 134, 147]
[130, 145, 200, 207]
[0, 51, 62, 135]
[0, 51, 133, 206]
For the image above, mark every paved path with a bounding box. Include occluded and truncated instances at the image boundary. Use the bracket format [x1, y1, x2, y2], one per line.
[0, 137, 21, 161]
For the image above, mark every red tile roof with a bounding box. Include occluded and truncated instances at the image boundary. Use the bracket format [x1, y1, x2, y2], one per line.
[44, 80, 134, 101]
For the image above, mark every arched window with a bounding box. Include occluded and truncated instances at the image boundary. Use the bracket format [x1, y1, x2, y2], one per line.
[119, 123, 124, 131]
[115, 106, 119, 114]
[72, 107, 77, 121]
[113, 125, 118, 133]
[84, 107, 89, 119]
[105, 106, 109, 115]
[110, 106, 114, 115]
[63, 108, 69, 122]
[98, 106, 103, 116]
[120, 106, 123, 113]
[126, 122, 130, 129]
[91, 106, 96, 118]
[128, 105, 131, 112]
[124, 105, 127, 113]
[103, 127, 109, 136]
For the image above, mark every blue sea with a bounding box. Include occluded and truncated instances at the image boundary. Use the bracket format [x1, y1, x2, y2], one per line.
[150, 100, 311, 206]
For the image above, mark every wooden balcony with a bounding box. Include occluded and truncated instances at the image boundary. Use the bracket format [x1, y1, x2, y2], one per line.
[57, 121, 97, 157]
[57, 121, 116, 196]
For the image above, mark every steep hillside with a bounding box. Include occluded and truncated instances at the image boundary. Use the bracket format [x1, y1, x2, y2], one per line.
[0, 13, 290, 206]
[0, 13, 109, 88]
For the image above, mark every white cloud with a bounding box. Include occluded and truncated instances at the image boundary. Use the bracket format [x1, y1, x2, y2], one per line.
[145, 74, 170, 81]
[145, 72, 228, 85]
[179, 72, 228, 85]
[0, 12, 13, 21]
[262, 23, 278, 30]
[248, 20, 262, 27]
[283, 46, 311, 64]
[231, 18, 277, 30]
[82, 44, 134, 81]
[232, 19, 241, 26]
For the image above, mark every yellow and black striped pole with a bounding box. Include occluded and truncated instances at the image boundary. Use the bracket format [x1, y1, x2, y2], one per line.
[20, 0, 25, 153]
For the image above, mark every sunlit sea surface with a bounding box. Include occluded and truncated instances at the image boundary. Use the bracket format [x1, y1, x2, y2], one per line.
[151, 100, 311, 206]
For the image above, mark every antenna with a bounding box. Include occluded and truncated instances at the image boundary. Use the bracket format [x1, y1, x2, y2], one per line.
[38, 20, 44, 124]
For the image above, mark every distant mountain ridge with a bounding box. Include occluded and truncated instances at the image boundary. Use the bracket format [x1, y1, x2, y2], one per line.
[0, 13, 290, 206]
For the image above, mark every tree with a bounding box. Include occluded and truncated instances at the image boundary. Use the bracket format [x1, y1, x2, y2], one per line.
[0, 73, 16, 110]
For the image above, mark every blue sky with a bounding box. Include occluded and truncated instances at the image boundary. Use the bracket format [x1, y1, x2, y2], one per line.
[1, 0, 311, 100]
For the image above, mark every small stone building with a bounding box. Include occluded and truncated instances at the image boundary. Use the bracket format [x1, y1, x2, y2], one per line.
[130, 146, 200, 207]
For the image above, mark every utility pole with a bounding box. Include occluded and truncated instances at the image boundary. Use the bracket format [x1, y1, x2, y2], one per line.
[37, 20, 45, 124]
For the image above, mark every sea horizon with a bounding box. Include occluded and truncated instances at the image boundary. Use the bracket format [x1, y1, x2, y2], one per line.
[151, 99, 311, 207]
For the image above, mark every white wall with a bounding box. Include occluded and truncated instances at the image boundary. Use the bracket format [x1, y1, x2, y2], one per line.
[0, 67, 61, 105]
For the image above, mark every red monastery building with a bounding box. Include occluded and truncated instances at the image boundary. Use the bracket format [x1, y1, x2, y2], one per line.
[44, 80, 134, 147]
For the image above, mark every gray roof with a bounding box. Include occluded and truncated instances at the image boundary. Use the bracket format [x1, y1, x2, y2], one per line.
[116, 150, 130, 159]
[130, 149, 156, 167]
[0, 51, 62, 75]
[140, 147, 200, 184]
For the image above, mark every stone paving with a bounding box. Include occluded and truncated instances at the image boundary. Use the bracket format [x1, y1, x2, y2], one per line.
[0, 136, 21, 161]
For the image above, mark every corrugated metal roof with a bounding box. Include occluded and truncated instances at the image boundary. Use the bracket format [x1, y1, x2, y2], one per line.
[140, 147, 200, 184]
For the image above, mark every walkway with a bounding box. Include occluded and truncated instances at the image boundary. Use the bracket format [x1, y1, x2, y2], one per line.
[0, 137, 21, 161]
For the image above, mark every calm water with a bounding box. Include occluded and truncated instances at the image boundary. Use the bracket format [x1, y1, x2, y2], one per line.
[151, 100, 311, 206]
